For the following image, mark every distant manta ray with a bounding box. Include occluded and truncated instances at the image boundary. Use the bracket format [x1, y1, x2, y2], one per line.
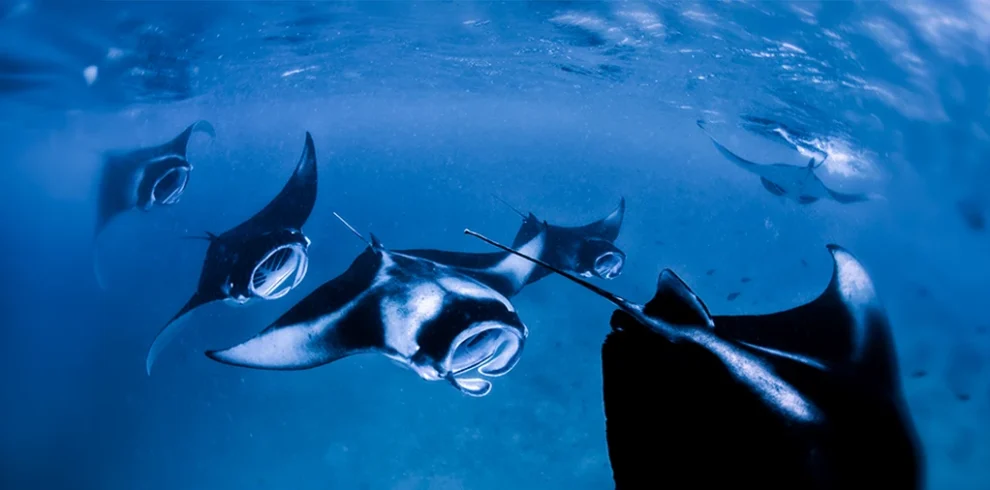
[145, 132, 319, 375]
[92, 120, 215, 289]
[698, 120, 881, 205]
[398, 196, 626, 298]
[205, 213, 547, 397]
[466, 229, 924, 489]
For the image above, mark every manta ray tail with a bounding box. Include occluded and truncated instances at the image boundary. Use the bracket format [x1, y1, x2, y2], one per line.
[332, 211, 387, 251]
[490, 194, 528, 219]
[146, 293, 215, 375]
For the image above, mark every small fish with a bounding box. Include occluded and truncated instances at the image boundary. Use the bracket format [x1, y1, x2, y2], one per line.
[727, 292, 741, 301]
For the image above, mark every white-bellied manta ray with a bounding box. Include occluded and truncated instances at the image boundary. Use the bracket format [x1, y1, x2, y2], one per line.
[465, 229, 924, 489]
[145, 132, 319, 375]
[204, 213, 547, 397]
[698, 121, 881, 205]
[93, 120, 215, 288]
[396, 196, 625, 297]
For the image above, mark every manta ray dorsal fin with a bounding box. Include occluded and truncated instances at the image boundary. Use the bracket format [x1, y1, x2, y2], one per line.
[713, 245, 894, 386]
[642, 270, 715, 328]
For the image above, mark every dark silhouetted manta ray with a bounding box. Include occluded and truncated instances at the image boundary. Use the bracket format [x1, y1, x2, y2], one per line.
[145, 132, 319, 375]
[204, 213, 547, 398]
[698, 121, 881, 205]
[466, 229, 924, 489]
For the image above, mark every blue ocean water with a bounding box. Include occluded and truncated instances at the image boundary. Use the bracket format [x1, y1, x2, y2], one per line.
[1, 1, 988, 488]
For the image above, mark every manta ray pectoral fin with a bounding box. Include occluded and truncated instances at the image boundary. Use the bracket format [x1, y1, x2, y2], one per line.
[206, 327, 345, 370]
[205, 310, 375, 371]
[642, 270, 715, 328]
[576, 197, 626, 241]
[168, 120, 215, 158]
[697, 123, 762, 172]
[605, 196, 626, 231]
[146, 292, 217, 375]
[714, 245, 891, 383]
[227, 132, 318, 237]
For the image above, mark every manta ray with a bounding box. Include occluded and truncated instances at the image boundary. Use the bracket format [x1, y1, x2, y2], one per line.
[397, 196, 626, 298]
[204, 214, 547, 397]
[698, 121, 880, 205]
[93, 120, 215, 288]
[466, 229, 924, 489]
[145, 132, 319, 375]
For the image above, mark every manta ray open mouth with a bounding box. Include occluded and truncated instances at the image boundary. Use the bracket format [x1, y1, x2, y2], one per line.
[150, 166, 190, 207]
[249, 243, 309, 300]
[593, 251, 625, 280]
[443, 321, 525, 397]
